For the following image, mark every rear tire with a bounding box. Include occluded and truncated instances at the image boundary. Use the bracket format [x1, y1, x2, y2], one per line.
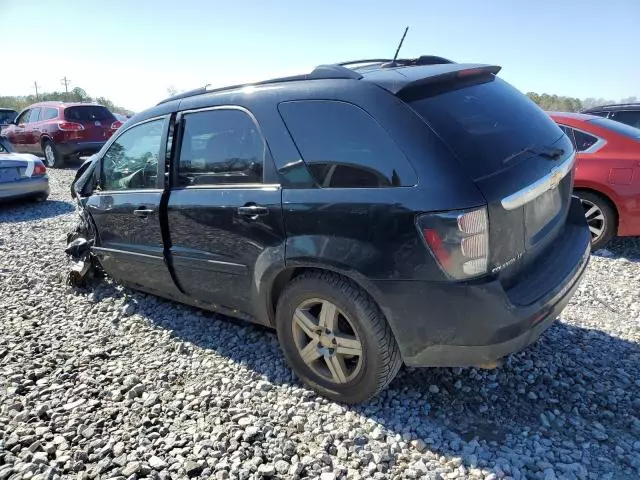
[275, 271, 402, 404]
[576, 191, 616, 250]
[31, 192, 49, 202]
[42, 139, 64, 168]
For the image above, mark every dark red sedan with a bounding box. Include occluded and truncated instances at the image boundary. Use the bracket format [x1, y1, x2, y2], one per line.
[551, 112, 640, 249]
[2, 102, 122, 168]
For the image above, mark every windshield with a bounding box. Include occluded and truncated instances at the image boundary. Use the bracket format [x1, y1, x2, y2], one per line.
[588, 117, 640, 140]
[403, 77, 564, 180]
[0, 110, 17, 124]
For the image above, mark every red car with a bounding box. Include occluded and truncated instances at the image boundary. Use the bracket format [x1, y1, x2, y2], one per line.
[551, 112, 640, 249]
[2, 102, 122, 168]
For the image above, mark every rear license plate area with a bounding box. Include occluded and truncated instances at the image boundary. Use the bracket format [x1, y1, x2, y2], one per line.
[0, 168, 20, 183]
[524, 186, 562, 241]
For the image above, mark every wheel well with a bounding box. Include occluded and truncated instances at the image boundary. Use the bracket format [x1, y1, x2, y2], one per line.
[269, 267, 382, 324]
[574, 187, 619, 233]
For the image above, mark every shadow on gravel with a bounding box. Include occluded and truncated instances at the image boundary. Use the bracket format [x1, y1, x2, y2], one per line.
[596, 236, 640, 263]
[0, 199, 74, 223]
[127, 283, 639, 477]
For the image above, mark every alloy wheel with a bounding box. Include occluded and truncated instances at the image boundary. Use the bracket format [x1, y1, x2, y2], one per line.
[44, 144, 56, 167]
[291, 298, 363, 384]
[581, 198, 606, 243]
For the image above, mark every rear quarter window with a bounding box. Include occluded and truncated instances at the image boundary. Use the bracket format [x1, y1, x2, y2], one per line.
[278, 100, 417, 188]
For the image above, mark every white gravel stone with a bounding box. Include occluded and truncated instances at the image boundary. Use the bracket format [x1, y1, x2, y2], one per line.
[0, 168, 639, 480]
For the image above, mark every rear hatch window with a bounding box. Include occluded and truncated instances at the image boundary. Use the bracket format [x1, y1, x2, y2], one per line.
[588, 116, 640, 140]
[402, 76, 564, 180]
[0, 110, 17, 125]
[64, 106, 115, 123]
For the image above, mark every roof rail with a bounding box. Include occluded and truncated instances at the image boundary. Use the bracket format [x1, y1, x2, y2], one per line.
[157, 65, 362, 105]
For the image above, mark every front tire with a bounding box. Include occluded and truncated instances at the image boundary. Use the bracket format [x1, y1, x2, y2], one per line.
[42, 139, 64, 168]
[275, 271, 402, 404]
[576, 191, 616, 250]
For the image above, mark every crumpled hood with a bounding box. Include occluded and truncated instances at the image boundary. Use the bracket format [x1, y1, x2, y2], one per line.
[0, 152, 41, 163]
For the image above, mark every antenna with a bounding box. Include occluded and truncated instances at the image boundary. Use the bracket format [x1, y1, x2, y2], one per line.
[391, 26, 409, 66]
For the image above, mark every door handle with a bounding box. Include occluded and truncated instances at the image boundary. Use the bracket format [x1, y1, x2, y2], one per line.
[237, 205, 268, 218]
[133, 207, 154, 217]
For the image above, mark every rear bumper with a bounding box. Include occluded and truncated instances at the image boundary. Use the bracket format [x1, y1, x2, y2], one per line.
[57, 141, 105, 157]
[375, 196, 591, 367]
[0, 176, 49, 200]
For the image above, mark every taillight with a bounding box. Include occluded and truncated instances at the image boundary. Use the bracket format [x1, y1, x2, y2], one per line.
[111, 121, 123, 130]
[417, 207, 489, 280]
[33, 162, 47, 176]
[58, 121, 84, 131]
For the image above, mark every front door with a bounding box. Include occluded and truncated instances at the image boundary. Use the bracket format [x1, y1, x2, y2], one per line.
[166, 107, 285, 316]
[6, 109, 30, 151]
[87, 116, 178, 296]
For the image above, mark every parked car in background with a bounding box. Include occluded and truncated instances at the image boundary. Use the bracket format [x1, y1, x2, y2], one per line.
[2, 102, 123, 168]
[0, 139, 49, 202]
[550, 112, 640, 249]
[0, 108, 18, 133]
[68, 56, 590, 403]
[582, 103, 640, 129]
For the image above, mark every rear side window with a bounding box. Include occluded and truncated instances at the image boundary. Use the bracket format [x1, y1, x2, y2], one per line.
[403, 77, 564, 180]
[177, 109, 265, 186]
[279, 100, 416, 188]
[28, 108, 41, 123]
[65, 106, 114, 122]
[42, 108, 58, 121]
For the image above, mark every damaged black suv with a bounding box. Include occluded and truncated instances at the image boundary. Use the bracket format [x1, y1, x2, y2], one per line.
[68, 56, 590, 403]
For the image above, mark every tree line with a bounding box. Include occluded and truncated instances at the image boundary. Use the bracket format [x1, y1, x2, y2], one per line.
[526, 93, 638, 112]
[0, 87, 132, 115]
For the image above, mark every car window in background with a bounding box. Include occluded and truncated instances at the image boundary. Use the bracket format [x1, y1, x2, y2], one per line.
[607, 110, 640, 129]
[589, 117, 640, 140]
[65, 105, 115, 123]
[572, 129, 599, 152]
[177, 109, 265, 186]
[16, 110, 30, 125]
[41, 108, 58, 121]
[559, 125, 576, 146]
[0, 110, 17, 124]
[279, 100, 416, 188]
[102, 119, 165, 191]
[402, 77, 564, 180]
[28, 108, 41, 123]
[586, 111, 608, 118]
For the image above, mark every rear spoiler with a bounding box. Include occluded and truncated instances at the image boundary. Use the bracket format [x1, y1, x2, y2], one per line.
[366, 64, 501, 95]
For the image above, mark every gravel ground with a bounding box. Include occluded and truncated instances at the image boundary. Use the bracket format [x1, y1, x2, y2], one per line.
[1, 168, 639, 480]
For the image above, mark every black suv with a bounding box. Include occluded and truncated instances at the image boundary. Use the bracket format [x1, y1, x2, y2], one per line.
[582, 103, 640, 129]
[69, 56, 590, 403]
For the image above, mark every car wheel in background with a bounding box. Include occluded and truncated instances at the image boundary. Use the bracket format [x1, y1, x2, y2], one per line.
[576, 191, 616, 250]
[275, 271, 402, 404]
[43, 139, 64, 168]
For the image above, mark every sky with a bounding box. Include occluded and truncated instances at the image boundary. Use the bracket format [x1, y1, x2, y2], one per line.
[1, 0, 638, 112]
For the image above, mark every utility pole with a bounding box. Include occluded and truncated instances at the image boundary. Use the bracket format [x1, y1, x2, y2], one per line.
[60, 76, 71, 100]
[33, 81, 41, 101]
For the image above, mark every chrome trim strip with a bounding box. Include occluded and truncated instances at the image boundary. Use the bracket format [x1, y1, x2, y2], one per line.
[501, 151, 575, 210]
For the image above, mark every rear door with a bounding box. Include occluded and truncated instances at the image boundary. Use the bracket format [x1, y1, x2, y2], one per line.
[166, 106, 285, 316]
[402, 75, 575, 282]
[64, 105, 116, 143]
[87, 116, 178, 295]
